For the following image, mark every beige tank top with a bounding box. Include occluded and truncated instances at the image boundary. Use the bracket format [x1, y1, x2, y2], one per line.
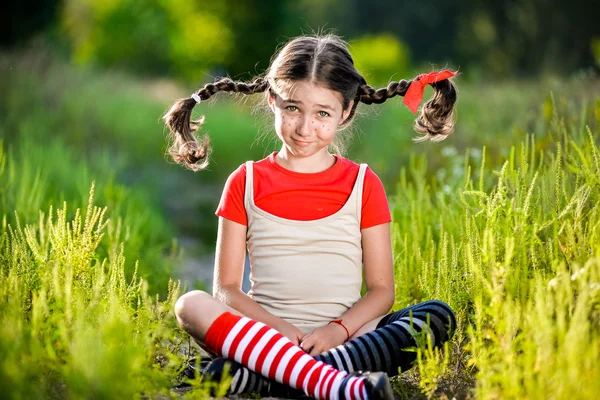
[245, 160, 367, 334]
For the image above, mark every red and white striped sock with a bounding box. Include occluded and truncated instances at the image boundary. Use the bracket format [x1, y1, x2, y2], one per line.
[204, 312, 368, 400]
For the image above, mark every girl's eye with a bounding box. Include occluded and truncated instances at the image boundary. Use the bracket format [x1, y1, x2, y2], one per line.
[285, 105, 298, 112]
[318, 111, 330, 118]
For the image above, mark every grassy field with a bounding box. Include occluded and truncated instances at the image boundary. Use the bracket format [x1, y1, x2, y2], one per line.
[1, 46, 599, 398]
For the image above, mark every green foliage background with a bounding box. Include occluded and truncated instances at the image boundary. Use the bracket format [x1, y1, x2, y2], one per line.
[51, 0, 600, 83]
[1, 0, 600, 398]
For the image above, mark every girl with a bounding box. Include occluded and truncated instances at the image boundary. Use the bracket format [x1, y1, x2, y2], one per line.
[165, 34, 458, 399]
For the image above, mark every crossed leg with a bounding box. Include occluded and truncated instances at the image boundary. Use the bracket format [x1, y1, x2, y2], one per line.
[178, 295, 456, 397]
[174, 290, 394, 400]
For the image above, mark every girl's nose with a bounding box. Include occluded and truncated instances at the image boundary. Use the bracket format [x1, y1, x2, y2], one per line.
[295, 116, 312, 137]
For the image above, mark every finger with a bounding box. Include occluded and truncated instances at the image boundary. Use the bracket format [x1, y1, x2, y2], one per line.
[308, 345, 321, 357]
[304, 337, 320, 356]
[300, 341, 312, 352]
[301, 337, 314, 352]
[299, 340, 307, 351]
[299, 332, 312, 345]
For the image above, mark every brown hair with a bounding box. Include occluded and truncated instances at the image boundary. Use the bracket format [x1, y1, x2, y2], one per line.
[163, 34, 458, 171]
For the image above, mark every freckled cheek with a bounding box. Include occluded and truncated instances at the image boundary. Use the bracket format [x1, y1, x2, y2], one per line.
[282, 117, 298, 127]
[278, 115, 298, 129]
[317, 120, 336, 132]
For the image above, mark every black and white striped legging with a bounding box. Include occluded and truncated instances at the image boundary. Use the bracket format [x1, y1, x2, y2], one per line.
[318, 300, 456, 376]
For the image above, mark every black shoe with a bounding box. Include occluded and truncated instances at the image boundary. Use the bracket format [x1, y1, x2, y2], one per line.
[205, 359, 304, 398]
[198, 358, 305, 398]
[180, 358, 305, 398]
[183, 357, 213, 379]
[173, 357, 212, 389]
[174, 358, 236, 395]
[339, 371, 393, 400]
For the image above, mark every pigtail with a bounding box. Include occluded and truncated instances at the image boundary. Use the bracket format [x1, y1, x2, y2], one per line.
[412, 78, 457, 142]
[162, 77, 269, 171]
[357, 76, 457, 142]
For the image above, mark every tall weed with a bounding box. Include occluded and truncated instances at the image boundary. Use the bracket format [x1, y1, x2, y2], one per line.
[0, 182, 185, 398]
[0, 135, 178, 294]
[391, 100, 600, 398]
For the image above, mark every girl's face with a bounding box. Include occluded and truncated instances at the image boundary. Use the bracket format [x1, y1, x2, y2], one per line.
[268, 80, 352, 159]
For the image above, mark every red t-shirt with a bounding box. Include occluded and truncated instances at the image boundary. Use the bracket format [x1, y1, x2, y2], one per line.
[216, 152, 391, 229]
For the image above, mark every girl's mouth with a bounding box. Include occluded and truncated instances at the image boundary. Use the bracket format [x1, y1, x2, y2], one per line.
[293, 139, 311, 146]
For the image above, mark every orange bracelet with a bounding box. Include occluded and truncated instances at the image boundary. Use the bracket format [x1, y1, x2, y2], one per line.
[328, 319, 350, 340]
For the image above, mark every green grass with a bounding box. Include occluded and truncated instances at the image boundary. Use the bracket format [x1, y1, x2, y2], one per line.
[390, 106, 600, 398]
[0, 182, 184, 398]
[0, 134, 179, 295]
[1, 45, 600, 398]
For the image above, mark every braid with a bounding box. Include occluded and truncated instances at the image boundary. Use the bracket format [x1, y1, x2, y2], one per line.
[338, 80, 410, 129]
[357, 80, 410, 104]
[196, 77, 269, 99]
[162, 77, 269, 171]
[356, 77, 457, 141]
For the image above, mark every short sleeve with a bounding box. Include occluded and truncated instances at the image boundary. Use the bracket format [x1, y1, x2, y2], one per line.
[361, 167, 392, 229]
[215, 164, 248, 226]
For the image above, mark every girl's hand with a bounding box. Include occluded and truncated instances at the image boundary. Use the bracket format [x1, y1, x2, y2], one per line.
[274, 320, 304, 346]
[300, 324, 348, 356]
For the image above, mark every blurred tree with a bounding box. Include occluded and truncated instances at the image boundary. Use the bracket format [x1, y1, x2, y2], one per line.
[453, 0, 600, 75]
[2, 0, 62, 47]
[7, 0, 597, 80]
[285, 0, 359, 37]
[62, 0, 170, 75]
[349, 34, 411, 85]
[352, 0, 599, 76]
[61, 0, 233, 82]
[165, 0, 234, 81]
[593, 38, 600, 69]
[59, 0, 298, 82]
[219, 0, 294, 79]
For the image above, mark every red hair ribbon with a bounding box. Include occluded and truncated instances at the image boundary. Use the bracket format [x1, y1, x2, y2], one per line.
[403, 70, 457, 114]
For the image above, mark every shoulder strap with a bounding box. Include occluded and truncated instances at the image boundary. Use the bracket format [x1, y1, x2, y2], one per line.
[354, 163, 368, 224]
[244, 161, 254, 208]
